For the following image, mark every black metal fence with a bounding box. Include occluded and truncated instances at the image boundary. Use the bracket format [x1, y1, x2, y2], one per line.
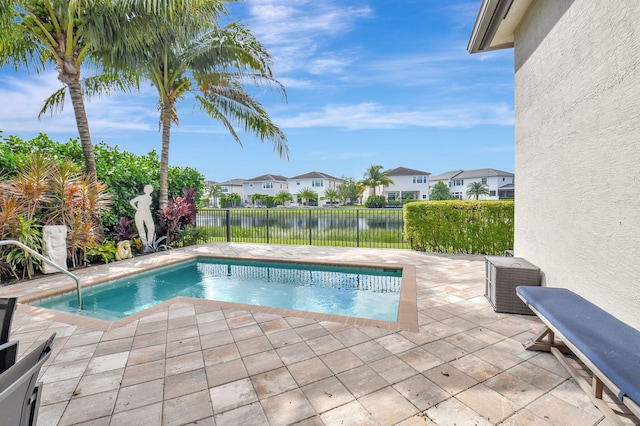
[196, 208, 408, 249]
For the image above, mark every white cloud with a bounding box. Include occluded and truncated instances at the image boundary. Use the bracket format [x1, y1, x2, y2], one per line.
[277, 102, 514, 130]
[0, 72, 156, 136]
[241, 0, 372, 75]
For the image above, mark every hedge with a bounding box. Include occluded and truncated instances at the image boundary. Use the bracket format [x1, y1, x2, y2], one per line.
[404, 200, 514, 255]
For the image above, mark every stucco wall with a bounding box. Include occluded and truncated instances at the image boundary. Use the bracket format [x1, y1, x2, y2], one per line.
[513, 1, 640, 328]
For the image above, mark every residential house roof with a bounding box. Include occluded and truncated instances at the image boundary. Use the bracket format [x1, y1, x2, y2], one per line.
[384, 167, 431, 176]
[219, 178, 245, 186]
[430, 170, 464, 181]
[431, 168, 513, 180]
[289, 171, 342, 180]
[456, 168, 514, 179]
[467, 0, 533, 53]
[246, 174, 288, 182]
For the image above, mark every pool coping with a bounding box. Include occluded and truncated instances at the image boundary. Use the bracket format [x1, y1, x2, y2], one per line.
[14, 250, 419, 333]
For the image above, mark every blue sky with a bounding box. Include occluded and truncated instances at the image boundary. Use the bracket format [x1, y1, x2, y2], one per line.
[0, 0, 514, 183]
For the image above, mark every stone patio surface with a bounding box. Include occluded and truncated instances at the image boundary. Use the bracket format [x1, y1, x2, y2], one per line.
[0, 243, 631, 425]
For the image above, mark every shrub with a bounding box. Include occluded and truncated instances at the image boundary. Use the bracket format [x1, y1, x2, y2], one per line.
[158, 188, 198, 245]
[365, 195, 386, 208]
[86, 241, 117, 264]
[404, 200, 514, 255]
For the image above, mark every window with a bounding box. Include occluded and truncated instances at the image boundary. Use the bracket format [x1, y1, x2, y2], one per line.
[481, 178, 487, 184]
[422, 194, 427, 199]
[312, 180, 323, 187]
[388, 193, 397, 201]
[263, 182, 273, 189]
[297, 181, 300, 185]
[222, 187, 229, 193]
[453, 179, 464, 186]
[490, 190, 496, 196]
[412, 176, 427, 184]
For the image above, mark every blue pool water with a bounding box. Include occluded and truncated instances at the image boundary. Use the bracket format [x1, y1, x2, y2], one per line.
[32, 258, 402, 322]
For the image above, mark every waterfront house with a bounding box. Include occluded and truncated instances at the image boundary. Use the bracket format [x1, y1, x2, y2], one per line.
[430, 168, 514, 200]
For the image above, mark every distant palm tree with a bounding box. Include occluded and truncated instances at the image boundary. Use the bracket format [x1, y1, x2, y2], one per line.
[361, 165, 394, 196]
[251, 193, 265, 206]
[274, 190, 293, 206]
[429, 181, 452, 200]
[322, 188, 340, 206]
[297, 187, 317, 206]
[466, 181, 490, 200]
[221, 192, 241, 208]
[207, 184, 223, 208]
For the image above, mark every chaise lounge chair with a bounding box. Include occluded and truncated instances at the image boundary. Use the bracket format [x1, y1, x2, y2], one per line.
[0, 333, 56, 426]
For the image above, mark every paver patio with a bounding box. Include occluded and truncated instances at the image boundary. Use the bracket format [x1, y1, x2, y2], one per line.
[1, 243, 633, 425]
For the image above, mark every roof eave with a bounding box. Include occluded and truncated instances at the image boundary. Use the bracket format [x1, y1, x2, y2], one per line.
[467, 0, 532, 54]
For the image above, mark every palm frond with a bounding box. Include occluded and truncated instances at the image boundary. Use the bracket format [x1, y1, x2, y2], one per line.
[39, 87, 67, 118]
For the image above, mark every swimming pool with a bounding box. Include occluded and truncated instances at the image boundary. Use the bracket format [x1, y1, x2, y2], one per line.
[32, 257, 403, 322]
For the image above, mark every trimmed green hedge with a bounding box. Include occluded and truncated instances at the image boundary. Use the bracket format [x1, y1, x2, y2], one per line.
[404, 200, 514, 255]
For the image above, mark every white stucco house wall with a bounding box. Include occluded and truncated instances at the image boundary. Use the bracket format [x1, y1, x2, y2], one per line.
[382, 167, 431, 201]
[218, 178, 245, 199]
[469, 0, 640, 328]
[430, 168, 514, 200]
[288, 172, 342, 207]
[242, 174, 289, 205]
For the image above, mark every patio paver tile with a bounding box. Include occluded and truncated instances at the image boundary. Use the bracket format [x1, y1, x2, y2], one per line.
[163, 389, 213, 426]
[393, 374, 450, 411]
[319, 348, 363, 374]
[114, 378, 164, 413]
[250, 366, 299, 399]
[301, 376, 355, 414]
[287, 357, 334, 387]
[336, 364, 388, 399]
[319, 400, 378, 425]
[261, 389, 317, 425]
[110, 402, 163, 426]
[205, 358, 248, 387]
[121, 359, 165, 387]
[209, 378, 258, 414]
[456, 383, 520, 423]
[359, 386, 420, 425]
[214, 401, 268, 426]
[58, 390, 118, 426]
[164, 367, 209, 400]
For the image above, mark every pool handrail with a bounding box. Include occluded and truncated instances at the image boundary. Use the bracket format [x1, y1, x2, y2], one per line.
[0, 240, 82, 309]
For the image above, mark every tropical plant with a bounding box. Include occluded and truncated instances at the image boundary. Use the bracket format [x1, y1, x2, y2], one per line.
[251, 193, 265, 206]
[1, 0, 112, 175]
[297, 188, 317, 206]
[112, 217, 137, 242]
[337, 177, 363, 205]
[365, 195, 386, 208]
[429, 181, 452, 200]
[361, 165, 394, 196]
[103, 5, 289, 208]
[221, 192, 241, 208]
[0, 134, 205, 231]
[207, 184, 223, 208]
[85, 240, 117, 264]
[322, 188, 340, 206]
[466, 181, 490, 200]
[273, 190, 293, 206]
[158, 187, 197, 245]
[176, 226, 208, 246]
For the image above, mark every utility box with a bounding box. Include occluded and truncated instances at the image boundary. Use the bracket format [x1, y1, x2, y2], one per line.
[485, 256, 540, 315]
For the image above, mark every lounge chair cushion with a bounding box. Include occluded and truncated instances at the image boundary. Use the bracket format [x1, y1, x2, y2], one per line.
[517, 286, 640, 404]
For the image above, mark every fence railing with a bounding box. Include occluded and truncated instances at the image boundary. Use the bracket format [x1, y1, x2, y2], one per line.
[196, 208, 408, 249]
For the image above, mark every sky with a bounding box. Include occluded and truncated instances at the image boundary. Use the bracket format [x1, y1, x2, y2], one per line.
[0, 0, 515, 183]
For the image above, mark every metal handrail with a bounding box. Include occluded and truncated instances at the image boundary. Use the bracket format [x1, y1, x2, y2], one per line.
[0, 240, 82, 309]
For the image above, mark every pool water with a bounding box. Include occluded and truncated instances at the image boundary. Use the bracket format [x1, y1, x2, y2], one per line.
[32, 258, 403, 322]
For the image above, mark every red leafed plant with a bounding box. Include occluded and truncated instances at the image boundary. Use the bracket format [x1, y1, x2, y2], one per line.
[158, 188, 198, 244]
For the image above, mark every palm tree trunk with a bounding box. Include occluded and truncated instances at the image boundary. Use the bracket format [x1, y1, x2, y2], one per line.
[66, 78, 97, 176]
[159, 104, 172, 208]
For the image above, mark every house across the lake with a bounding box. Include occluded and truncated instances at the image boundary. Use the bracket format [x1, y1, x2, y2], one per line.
[430, 168, 514, 200]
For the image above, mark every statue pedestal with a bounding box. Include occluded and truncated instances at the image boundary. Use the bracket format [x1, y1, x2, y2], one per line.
[43, 225, 68, 273]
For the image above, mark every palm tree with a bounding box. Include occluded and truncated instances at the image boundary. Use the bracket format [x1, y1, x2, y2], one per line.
[251, 193, 265, 207]
[361, 165, 394, 196]
[273, 190, 293, 206]
[106, 8, 288, 208]
[322, 188, 340, 207]
[0, 0, 107, 175]
[297, 187, 317, 206]
[221, 192, 240, 208]
[0, 0, 216, 176]
[466, 181, 490, 200]
[207, 184, 223, 208]
[429, 181, 452, 200]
